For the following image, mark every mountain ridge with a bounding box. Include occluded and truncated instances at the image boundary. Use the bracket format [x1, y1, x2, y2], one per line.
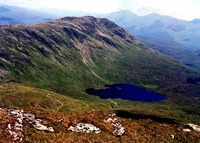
[104, 10, 200, 69]
[0, 16, 200, 104]
[0, 5, 55, 24]
[0, 15, 200, 142]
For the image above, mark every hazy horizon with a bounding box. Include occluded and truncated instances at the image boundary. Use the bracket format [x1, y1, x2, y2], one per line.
[0, 0, 200, 21]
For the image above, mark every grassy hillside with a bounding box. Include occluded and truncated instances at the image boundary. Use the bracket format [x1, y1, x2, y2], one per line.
[0, 83, 200, 142]
[0, 16, 200, 110]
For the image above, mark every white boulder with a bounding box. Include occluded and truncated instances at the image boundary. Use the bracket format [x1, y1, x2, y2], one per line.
[183, 129, 191, 132]
[187, 123, 200, 132]
[68, 123, 101, 134]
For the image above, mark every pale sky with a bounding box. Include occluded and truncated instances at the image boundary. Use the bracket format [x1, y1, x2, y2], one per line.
[0, 0, 200, 20]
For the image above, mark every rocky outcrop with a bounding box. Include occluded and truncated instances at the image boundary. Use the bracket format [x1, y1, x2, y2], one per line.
[67, 113, 125, 136]
[7, 109, 23, 142]
[184, 123, 200, 132]
[68, 123, 101, 134]
[183, 128, 191, 132]
[104, 113, 125, 136]
[6, 109, 54, 142]
[23, 113, 54, 132]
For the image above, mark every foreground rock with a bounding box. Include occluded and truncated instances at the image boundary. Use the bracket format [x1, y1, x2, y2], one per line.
[104, 113, 125, 136]
[6, 109, 54, 142]
[68, 123, 101, 134]
[23, 113, 54, 132]
[184, 124, 200, 132]
[183, 128, 191, 132]
[7, 109, 24, 142]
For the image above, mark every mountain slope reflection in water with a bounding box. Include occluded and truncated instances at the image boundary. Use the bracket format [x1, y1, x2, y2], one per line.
[86, 83, 166, 102]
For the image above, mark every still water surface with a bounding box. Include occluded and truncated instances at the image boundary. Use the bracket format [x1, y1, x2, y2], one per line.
[86, 83, 166, 102]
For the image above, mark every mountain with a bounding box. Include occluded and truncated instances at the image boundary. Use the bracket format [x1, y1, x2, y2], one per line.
[0, 5, 55, 24]
[1, 5, 199, 69]
[0, 16, 200, 142]
[0, 16, 200, 104]
[136, 36, 200, 69]
[106, 10, 200, 49]
[105, 10, 200, 69]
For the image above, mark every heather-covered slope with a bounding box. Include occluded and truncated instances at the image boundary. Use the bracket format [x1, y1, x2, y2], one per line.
[0, 16, 200, 108]
[0, 83, 200, 142]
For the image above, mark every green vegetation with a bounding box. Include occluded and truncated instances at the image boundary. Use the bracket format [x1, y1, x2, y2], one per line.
[0, 83, 200, 142]
[0, 16, 199, 142]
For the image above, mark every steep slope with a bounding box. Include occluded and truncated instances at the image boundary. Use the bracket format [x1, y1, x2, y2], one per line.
[0, 16, 200, 107]
[137, 36, 200, 69]
[1, 6, 200, 70]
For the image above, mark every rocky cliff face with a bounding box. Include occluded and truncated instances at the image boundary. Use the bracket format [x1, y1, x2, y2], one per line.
[0, 16, 199, 106]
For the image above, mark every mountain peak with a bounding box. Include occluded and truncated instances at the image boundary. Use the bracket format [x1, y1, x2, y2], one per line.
[190, 18, 200, 24]
[108, 10, 138, 18]
[53, 16, 134, 39]
[144, 13, 162, 18]
[60, 16, 97, 21]
[113, 10, 136, 15]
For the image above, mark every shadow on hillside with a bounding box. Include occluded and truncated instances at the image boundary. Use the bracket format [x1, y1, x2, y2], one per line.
[183, 109, 200, 116]
[116, 110, 177, 124]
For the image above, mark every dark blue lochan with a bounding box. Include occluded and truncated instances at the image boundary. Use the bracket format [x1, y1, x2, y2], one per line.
[86, 83, 166, 102]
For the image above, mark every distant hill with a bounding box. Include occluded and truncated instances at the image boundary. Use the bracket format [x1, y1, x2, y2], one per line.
[104, 10, 200, 69]
[0, 5, 55, 24]
[136, 35, 200, 69]
[1, 6, 199, 69]
[1, 6, 200, 69]
[106, 10, 200, 50]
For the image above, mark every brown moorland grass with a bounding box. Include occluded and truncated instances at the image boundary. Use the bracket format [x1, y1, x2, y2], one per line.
[0, 83, 199, 142]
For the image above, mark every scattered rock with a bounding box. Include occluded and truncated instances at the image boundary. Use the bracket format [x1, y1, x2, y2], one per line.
[104, 116, 125, 136]
[109, 113, 116, 117]
[57, 118, 64, 122]
[23, 113, 35, 121]
[23, 113, 54, 132]
[186, 123, 200, 132]
[171, 135, 175, 139]
[183, 129, 191, 132]
[68, 123, 101, 134]
[33, 120, 54, 132]
[6, 109, 54, 142]
[7, 109, 24, 142]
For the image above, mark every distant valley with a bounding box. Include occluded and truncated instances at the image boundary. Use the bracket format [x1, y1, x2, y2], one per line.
[104, 10, 200, 69]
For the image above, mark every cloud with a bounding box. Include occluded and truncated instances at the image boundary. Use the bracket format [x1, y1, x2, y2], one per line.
[131, 0, 200, 20]
[0, 0, 122, 13]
